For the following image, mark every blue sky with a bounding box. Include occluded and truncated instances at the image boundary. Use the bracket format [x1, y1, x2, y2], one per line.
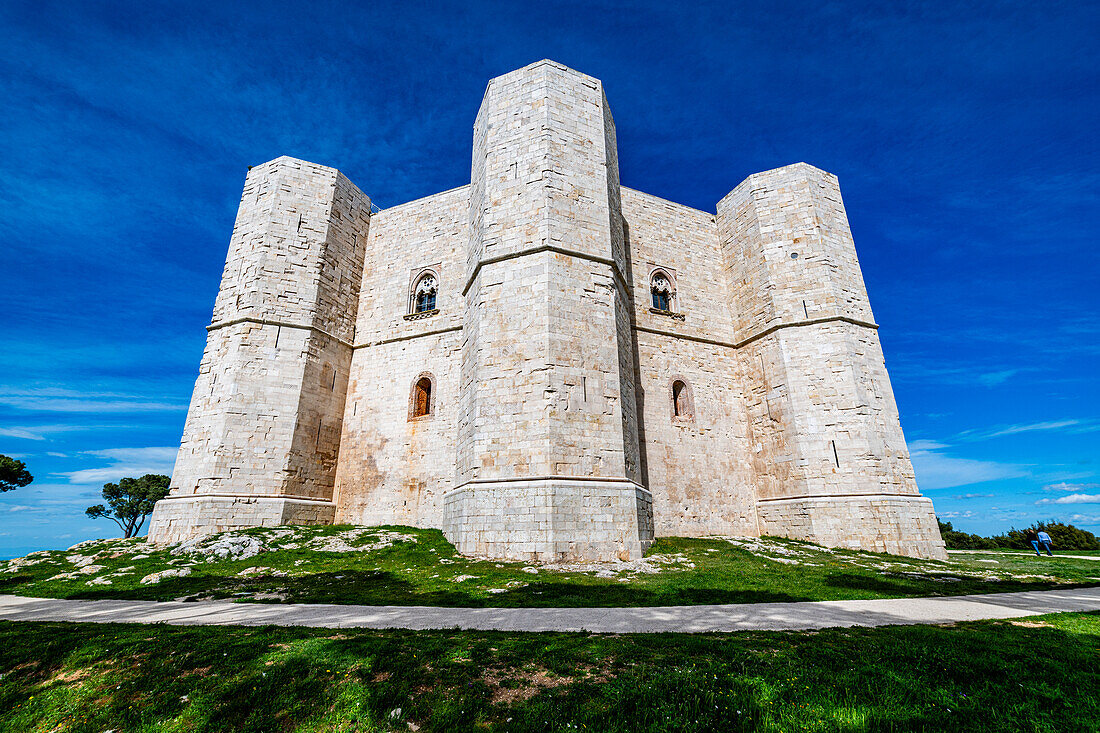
[2, 0, 1097, 558]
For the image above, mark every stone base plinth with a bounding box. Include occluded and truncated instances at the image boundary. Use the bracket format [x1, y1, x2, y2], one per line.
[147, 495, 336, 545]
[757, 494, 948, 560]
[443, 478, 654, 562]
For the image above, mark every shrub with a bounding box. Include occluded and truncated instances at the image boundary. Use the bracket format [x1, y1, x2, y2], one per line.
[939, 519, 1100, 551]
[937, 520, 998, 550]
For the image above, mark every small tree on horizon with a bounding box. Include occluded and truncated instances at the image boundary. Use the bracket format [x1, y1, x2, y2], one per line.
[0, 454, 33, 492]
[86, 474, 171, 538]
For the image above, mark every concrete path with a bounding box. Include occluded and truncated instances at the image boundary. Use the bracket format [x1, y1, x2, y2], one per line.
[948, 550, 1100, 560]
[2, 587, 1100, 633]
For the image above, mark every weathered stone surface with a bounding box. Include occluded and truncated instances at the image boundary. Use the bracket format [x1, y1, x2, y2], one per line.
[444, 479, 652, 562]
[148, 156, 370, 544]
[148, 60, 946, 561]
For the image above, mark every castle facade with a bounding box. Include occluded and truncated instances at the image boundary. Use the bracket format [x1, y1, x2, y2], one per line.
[148, 60, 947, 561]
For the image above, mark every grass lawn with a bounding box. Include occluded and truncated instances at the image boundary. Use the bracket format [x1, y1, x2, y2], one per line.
[1, 612, 1098, 732]
[3, 525, 1099, 608]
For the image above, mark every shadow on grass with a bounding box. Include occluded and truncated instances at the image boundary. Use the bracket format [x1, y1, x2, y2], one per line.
[0, 574, 33, 592]
[822, 571, 1083, 598]
[59, 570, 817, 608]
[2, 614, 1099, 732]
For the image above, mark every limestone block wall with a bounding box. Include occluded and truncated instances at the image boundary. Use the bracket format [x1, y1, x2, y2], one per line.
[209, 158, 369, 343]
[451, 60, 646, 560]
[620, 188, 757, 536]
[545, 253, 640, 478]
[718, 163, 945, 559]
[334, 331, 462, 528]
[756, 495, 944, 558]
[168, 321, 300, 500]
[738, 323, 919, 501]
[633, 333, 758, 537]
[285, 330, 355, 500]
[333, 185, 469, 528]
[146, 495, 336, 544]
[150, 61, 944, 561]
[149, 157, 371, 543]
[718, 163, 874, 338]
[457, 61, 640, 484]
[622, 188, 735, 342]
[443, 479, 652, 562]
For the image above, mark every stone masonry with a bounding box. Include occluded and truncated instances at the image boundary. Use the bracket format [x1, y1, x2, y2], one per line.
[149, 60, 947, 561]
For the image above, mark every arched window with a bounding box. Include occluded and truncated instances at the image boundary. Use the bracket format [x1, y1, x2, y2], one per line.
[410, 373, 435, 419]
[412, 272, 438, 314]
[651, 271, 674, 312]
[670, 378, 694, 422]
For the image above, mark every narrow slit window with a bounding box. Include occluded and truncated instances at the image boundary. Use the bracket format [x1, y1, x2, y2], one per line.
[672, 379, 692, 419]
[413, 377, 432, 418]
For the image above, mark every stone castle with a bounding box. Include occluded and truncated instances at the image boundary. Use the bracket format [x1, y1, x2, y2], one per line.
[148, 60, 947, 561]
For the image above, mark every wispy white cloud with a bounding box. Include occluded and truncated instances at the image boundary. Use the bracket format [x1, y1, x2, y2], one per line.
[0, 423, 134, 440]
[939, 510, 979, 520]
[1043, 482, 1100, 492]
[908, 439, 950, 451]
[0, 427, 46, 440]
[910, 445, 1025, 490]
[987, 420, 1085, 438]
[1037, 493, 1100, 505]
[59, 446, 178, 485]
[951, 493, 994, 500]
[0, 388, 186, 413]
[950, 419, 1100, 444]
[84, 447, 179, 463]
[1067, 514, 1100, 526]
[890, 362, 1028, 389]
[977, 369, 1018, 387]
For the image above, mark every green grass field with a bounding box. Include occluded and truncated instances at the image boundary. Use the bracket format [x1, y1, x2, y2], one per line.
[2, 612, 1098, 732]
[4, 525, 1099, 608]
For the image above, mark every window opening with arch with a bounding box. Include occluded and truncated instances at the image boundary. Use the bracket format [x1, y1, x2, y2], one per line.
[410, 374, 434, 419]
[670, 378, 694, 422]
[412, 272, 438, 314]
[651, 270, 674, 312]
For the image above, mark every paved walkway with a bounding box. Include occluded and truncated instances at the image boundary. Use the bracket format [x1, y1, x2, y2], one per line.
[948, 550, 1100, 560]
[2, 587, 1100, 633]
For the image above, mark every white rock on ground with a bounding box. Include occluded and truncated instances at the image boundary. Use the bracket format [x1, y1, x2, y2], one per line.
[172, 534, 263, 562]
[1, 553, 52, 573]
[167, 527, 416, 562]
[237, 567, 287, 577]
[141, 568, 192, 585]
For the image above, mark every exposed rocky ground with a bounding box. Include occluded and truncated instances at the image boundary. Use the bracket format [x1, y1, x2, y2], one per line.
[2, 525, 1096, 607]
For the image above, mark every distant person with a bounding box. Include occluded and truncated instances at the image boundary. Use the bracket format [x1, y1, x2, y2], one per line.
[1037, 530, 1054, 556]
[1026, 529, 1041, 555]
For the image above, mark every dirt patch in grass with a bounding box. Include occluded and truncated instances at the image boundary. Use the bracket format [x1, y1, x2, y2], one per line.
[49, 668, 91, 684]
[1007, 619, 1054, 628]
[484, 667, 573, 704]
